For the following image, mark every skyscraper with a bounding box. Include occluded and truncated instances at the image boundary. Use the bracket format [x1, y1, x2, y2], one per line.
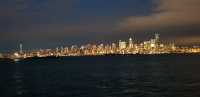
[129, 37, 133, 48]
[155, 33, 160, 42]
[154, 33, 160, 50]
[119, 40, 126, 49]
[19, 43, 23, 54]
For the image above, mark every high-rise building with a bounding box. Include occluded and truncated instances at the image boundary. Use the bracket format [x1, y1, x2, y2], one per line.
[155, 33, 160, 42]
[119, 40, 126, 49]
[19, 43, 23, 54]
[112, 43, 116, 49]
[128, 37, 133, 48]
[154, 33, 160, 49]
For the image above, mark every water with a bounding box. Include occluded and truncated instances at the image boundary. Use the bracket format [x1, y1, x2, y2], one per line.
[0, 54, 200, 97]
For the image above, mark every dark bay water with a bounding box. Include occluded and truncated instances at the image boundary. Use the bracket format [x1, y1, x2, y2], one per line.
[0, 55, 200, 97]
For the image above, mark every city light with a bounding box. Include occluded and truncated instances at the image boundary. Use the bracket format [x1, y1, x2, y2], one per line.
[1, 33, 200, 60]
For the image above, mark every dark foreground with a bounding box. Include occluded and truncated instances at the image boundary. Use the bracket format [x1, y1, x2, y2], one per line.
[0, 54, 200, 97]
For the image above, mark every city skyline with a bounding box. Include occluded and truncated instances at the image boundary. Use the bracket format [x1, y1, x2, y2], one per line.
[0, 33, 200, 54]
[0, 33, 170, 52]
[1, 33, 199, 60]
[0, 0, 200, 52]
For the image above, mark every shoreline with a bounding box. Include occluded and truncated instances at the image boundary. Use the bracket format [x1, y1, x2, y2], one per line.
[1, 53, 199, 62]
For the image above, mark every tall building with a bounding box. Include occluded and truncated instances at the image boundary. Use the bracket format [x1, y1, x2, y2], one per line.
[154, 33, 160, 50]
[112, 43, 116, 49]
[119, 40, 126, 49]
[128, 37, 133, 48]
[19, 43, 23, 54]
[155, 33, 160, 42]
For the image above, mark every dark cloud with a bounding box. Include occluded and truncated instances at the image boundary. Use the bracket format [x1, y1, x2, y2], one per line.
[119, 0, 200, 30]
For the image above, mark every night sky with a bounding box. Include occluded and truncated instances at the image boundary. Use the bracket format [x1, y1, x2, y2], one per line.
[0, 0, 200, 52]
